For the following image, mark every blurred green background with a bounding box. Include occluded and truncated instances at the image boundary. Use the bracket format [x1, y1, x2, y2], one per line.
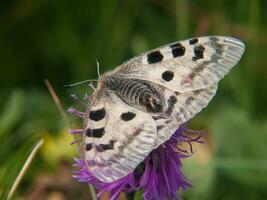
[0, 0, 267, 199]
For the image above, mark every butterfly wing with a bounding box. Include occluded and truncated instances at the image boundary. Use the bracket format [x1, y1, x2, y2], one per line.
[113, 36, 245, 92]
[154, 84, 217, 146]
[83, 90, 157, 183]
[82, 36, 245, 183]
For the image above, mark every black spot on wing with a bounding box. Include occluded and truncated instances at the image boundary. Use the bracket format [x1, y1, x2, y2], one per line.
[193, 45, 205, 61]
[162, 70, 174, 81]
[189, 38, 198, 45]
[85, 143, 93, 151]
[86, 127, 105, 138]
[121, 112, 136, 121]
[170, 43, 185, 57]
[166, 95, 177, 115]
[147, 51, 163, 64]
[96, 140, 116, 152]
[89, 108, 106, 121]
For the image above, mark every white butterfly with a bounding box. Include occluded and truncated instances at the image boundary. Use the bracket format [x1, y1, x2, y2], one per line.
[82, 36, 245, 183]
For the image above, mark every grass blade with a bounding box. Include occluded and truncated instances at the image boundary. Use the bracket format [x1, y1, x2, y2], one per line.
[7, 139, 44, 200]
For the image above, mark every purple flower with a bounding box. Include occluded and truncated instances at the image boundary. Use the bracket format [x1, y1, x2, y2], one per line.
[69, 104, 204, 200]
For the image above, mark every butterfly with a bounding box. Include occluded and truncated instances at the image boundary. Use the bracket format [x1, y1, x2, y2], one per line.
[82, 36, 245, 183]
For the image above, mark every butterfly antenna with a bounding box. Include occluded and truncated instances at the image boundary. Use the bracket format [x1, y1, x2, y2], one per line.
[96, 59, 101, 78]
[88, 82, 97, 91]
[64, 79, 98, 88]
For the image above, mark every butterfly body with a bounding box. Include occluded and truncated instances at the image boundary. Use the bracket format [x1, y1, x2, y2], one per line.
[82, 36, 245, 183]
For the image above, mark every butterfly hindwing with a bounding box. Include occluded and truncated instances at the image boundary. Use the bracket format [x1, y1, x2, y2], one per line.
[114, 36, 245, 93]
[83, 90, 157, 183]
[154, 84, 218, 146]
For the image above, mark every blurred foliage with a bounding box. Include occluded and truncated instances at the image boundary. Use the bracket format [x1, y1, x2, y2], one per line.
[0, 0, 267, 199]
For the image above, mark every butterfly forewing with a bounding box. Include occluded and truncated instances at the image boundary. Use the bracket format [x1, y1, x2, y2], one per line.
[114, 36, 245, 93]
[84, 90, 157, 182]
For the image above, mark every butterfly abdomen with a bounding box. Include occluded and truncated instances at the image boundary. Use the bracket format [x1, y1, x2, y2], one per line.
[104, 76, 165, 113]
